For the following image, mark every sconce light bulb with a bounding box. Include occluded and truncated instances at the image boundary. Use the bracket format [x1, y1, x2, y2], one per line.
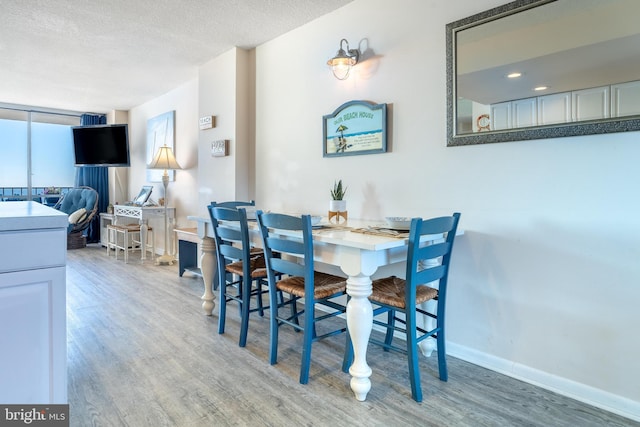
[330, 57, 355, 80]
[327, 39, 359, 80]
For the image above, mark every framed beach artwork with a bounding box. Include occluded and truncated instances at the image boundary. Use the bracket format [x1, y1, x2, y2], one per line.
[146, 110, 176, 182]
[323, 100, 387, 157]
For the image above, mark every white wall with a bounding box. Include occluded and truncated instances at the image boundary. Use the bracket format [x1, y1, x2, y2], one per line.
[128, 78, 199, 252]
[253, 0, 640, 419]
[127, 48, 252, 253]
[197, 48, 252, 214]
[121, 0, 640, 420]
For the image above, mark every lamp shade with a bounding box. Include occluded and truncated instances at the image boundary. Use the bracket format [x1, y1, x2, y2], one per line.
[148, 145, 181, 170]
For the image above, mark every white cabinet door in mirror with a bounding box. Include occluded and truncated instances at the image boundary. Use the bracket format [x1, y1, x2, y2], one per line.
[512, 98, 538, 128]
[572, 86, 610, 122]
[490, 102, 511, 131]
[538, 92, 572, 126]
[611, 80, 640, 118]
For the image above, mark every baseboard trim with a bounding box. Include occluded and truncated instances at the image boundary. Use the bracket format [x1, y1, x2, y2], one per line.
[324, 306, 639, 421]
[447, 342, 640, 422]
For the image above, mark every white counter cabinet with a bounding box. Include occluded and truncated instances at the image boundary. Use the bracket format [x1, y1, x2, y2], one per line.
[0, 201, 68, 403]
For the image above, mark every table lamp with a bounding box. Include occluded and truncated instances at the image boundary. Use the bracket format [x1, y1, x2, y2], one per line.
[148, 144, 181, 265]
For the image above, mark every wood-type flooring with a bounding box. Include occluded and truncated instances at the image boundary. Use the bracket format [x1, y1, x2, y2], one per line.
[66, 245, 637, 426]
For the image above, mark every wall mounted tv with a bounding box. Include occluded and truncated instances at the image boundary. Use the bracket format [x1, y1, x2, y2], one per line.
[72, 124, 130, 167]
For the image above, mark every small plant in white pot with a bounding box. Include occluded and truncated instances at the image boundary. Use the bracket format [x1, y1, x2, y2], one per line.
[329, 180, 347, 213]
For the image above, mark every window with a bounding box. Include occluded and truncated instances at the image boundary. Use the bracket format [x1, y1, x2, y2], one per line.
[0, 106, 80, 202]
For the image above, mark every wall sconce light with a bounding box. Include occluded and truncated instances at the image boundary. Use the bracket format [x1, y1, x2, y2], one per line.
[327, 38, 360, 80]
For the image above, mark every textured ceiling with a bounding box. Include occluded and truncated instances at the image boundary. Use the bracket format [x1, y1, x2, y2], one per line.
[0, 0, 352, 113]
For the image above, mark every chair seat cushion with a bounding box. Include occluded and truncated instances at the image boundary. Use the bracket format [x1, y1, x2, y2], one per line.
[370, 276, 438, 309]
[276, 272, 346, 299]
[226, 254, 267, 278]
[68, 208, 87, 224]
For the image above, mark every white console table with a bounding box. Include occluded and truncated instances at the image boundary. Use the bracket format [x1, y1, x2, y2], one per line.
[0, 201, 68, 403]
[113, 205, 175, 261]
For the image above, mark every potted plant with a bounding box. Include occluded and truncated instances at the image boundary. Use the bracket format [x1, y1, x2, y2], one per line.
[329, 180, 347, 213]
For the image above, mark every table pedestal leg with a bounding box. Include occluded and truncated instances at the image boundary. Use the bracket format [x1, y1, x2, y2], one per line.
[200, 236, 216, 316]
[346, 274, 373, 401]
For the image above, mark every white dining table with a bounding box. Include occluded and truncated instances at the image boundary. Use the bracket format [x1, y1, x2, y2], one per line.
[187, 214, 460, 401]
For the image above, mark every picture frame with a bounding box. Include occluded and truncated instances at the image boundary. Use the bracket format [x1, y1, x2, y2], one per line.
[132, 185, 153, 206]
[323, 100, 387, 157]
[211, 140, 228, 157]
[147, 111, 175, 182]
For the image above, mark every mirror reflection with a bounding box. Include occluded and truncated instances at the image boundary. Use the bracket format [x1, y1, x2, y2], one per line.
[447, 0, 640, 145]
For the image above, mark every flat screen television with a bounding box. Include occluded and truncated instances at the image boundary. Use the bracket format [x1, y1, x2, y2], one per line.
[72, 124, 130, 166]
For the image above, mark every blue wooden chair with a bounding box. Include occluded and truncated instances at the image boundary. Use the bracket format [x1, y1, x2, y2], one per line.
[344, 213, 461, 402]
[207, 204, 268, 348]
[209, 200, 258, 291]
[256, 211, 348, 384]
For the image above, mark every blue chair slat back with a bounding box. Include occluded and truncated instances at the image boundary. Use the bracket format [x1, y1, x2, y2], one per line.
[256, 212, 314, 288]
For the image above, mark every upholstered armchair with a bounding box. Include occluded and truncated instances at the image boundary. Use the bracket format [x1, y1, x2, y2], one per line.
[54, 186, 99, 249]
